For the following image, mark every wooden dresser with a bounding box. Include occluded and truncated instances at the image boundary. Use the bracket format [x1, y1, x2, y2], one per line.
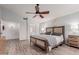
[67, 35, 79, 48]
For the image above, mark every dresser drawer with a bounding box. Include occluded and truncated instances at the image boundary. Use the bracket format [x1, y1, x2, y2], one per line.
[68, 41, 79, 45]
[67, 35, 79, 47]
[68, 38, 79, 41]
[68, 43, 78, 47]
[68, 39, 79, 42]
[69, 35, 79, 38]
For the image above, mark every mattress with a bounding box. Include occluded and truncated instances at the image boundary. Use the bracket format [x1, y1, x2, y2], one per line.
[31, 34, 64, 47]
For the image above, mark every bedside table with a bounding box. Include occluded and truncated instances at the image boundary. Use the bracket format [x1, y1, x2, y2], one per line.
[67, 35, 79, 48]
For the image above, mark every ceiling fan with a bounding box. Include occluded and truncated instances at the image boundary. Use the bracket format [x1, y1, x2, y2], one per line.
[26, 4, 49, 18]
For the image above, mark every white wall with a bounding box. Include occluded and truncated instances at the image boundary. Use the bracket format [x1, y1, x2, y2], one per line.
[27, 15, 54, 39]
[2, 4, 79, 40]
[0, 6, 28, 40]
[40, 11, 79, 40]
[53, 12, 79, 39]
[0, 7, 20, 40]
[0, 20, 1, 35]
[0, 8, 2, 35]
[39, 20, 54, 33]
[2, 5, 79, 40]
[19, 20, 28, 40]
[24, 9, 79, 40]
[1, 20, 19, 40]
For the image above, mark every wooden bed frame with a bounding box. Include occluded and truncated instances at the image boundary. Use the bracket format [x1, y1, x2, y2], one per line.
[30, 26, 65, 52]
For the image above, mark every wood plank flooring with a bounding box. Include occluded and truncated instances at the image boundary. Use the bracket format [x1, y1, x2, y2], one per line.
[0, 39, 79, 55]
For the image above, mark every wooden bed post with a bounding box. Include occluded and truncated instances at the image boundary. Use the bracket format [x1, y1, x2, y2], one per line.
[45, 41, 48, 52]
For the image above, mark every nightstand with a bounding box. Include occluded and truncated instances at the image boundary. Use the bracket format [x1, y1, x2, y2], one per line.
[67, 35, 79, 48]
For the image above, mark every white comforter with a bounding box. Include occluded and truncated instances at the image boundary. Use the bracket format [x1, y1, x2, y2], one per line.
[31, 34, 64, 47]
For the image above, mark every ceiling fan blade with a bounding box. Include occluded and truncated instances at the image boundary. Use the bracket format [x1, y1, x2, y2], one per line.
[39, 14, 44, 18]
[39, 11, 49, 14]
[35, 4, 39, 13]
[26, 12, 35, 14]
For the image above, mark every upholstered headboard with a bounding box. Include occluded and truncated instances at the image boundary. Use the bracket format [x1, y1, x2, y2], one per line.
[53, 26, 64, 35]
[46, 27, 53, 33]
[46, 26, 65, 40]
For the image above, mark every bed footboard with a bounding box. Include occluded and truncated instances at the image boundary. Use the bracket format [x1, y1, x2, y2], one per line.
[30, 36, 49, 52]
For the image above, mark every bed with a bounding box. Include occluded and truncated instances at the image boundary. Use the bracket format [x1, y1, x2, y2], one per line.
[30, 26, 65, 52]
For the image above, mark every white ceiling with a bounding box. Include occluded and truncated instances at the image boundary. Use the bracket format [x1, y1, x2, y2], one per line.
[1, 4, 79, 19]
